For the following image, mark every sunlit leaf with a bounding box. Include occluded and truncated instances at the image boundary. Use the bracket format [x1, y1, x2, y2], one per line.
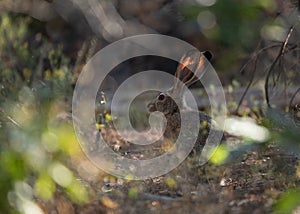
[35, 173, 55, 200]
[209, 145, 229, 165]
[66, 179, 89, 204]
[166, 177, 177, 188]
[49, 162, 73, 187]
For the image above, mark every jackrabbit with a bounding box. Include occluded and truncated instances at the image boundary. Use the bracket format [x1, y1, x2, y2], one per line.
[147, 49, 221, 152]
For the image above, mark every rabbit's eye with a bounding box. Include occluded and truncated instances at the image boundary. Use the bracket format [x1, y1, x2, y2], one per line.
[158, 93, 166, 101]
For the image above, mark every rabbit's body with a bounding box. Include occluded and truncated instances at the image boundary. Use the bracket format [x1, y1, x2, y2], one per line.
[148, 94, 212, 152]
[147, 50, 222, 152]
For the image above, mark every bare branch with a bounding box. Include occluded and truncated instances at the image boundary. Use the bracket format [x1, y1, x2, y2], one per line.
[0, 109, 23, 129]
[264, 26, 295, 107]
[236, 57, 258, 113]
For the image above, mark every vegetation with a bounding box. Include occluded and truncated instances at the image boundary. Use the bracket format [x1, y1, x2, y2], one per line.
[0, 0, 299, 213]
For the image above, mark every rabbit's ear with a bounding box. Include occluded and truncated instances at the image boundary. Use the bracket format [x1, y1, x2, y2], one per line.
[173, 50, 212, 94]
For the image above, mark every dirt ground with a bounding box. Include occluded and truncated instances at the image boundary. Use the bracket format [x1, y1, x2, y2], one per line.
[35, 127, 299, 214]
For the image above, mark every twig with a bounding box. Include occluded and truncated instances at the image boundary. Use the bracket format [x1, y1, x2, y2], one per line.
[0, 109, 22, 129]
[236, 57, 258, 113]
[264, 26, 295, 107]
[237, 43, 283, 111]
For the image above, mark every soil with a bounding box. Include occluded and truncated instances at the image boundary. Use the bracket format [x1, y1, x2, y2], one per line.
[36, 125, 300, 214]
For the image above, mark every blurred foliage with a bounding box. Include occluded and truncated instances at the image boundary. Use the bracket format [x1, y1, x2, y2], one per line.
[275, 189, 300, 213]
[183, 0, 274, 47]
[209, 144, 229, 165]
[0, 0, 299, 212]
[0, 14, 88, 213]
[181, 0, 277, 69]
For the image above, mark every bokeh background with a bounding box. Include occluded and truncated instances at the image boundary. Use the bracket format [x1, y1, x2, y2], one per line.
[0, 0, 300, 213]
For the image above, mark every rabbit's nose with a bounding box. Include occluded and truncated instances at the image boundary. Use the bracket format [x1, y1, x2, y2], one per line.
[147, 103, 156, 112]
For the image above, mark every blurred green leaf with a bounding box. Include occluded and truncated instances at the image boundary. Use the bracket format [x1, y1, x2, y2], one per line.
[35, 172, 56, 200]
[209, 144, 229, 165]
[275, 189, 300, 214]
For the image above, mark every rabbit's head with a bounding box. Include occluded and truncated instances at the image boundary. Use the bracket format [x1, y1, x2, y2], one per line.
[147, 50, 212, 115]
